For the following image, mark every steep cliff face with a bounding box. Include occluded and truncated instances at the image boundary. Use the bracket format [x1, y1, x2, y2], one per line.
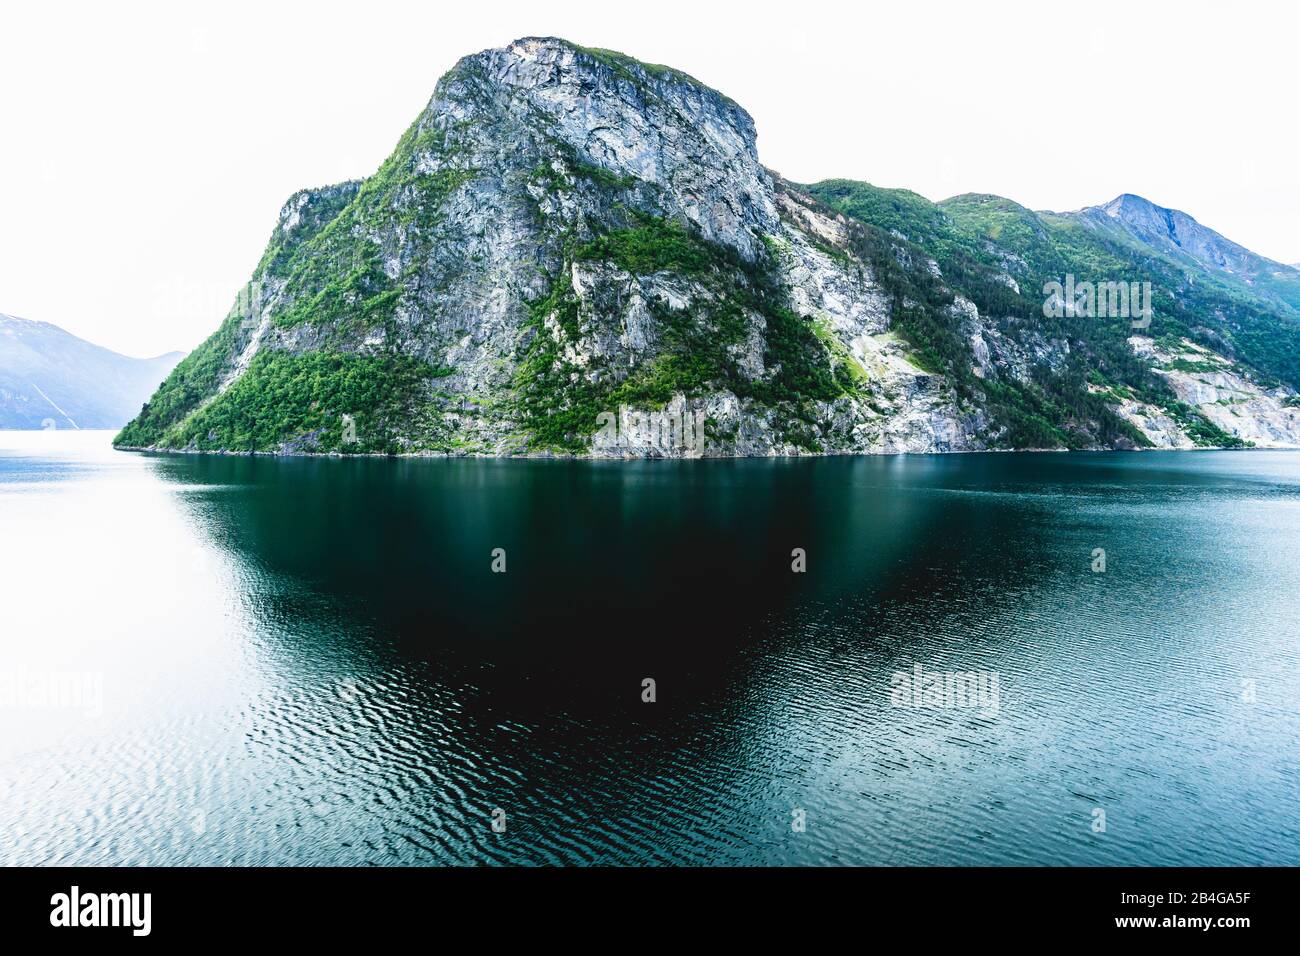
[118, 37, 1299, 458]
[118, 37, 978, 457]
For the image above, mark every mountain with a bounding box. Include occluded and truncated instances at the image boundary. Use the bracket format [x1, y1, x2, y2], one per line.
[1070, 193, 1300, 314]
[0, 314, 184, 429]
[117, 37, 1300, 457]
[807, 180, 1300, 449]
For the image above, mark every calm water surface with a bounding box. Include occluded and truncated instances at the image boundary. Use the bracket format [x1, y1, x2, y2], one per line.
[1, 431, 1297, 865]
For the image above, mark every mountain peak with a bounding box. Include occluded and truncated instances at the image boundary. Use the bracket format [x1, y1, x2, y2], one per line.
[1071, 193, 1300, 307]
[1096, 192, 1193, 226]
[444, 36, 749, 124]
[498, 37, 743, 111]
[422, 36, 775, 259]
[1103, 192, 1158, 209]
[1, 312, 56, 330]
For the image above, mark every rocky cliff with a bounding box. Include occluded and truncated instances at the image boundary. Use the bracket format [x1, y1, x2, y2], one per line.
[117, 37, 1300, 457]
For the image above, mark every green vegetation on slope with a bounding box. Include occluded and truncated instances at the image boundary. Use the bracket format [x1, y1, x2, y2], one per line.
[809, 182, 1151, 449]
[258, 122, 474, 337]
[115, 312, 242, 449]
[513, 216, 859, 452]
[116, 117, 477, 452]
[807, 179, 1267, 448]
[943, 193, 1300, 394]
[121, 349, 438, 453]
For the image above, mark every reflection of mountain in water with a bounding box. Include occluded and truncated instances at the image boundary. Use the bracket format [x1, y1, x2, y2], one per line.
[7, 436, 1298, 865]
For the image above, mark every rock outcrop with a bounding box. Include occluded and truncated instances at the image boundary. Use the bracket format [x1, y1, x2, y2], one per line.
[118, 38, 982, 457]
[117, 38, 1300, 458]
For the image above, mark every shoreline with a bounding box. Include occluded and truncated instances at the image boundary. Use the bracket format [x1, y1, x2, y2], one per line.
[103, 441, 1300, 461]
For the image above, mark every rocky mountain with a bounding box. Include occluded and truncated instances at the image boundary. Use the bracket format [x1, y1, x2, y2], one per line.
[1069, 193, 1300, 314]
[0, 314, 184, 429]
[808, 181, 1300, 450]
[117, 37, 1300, 457]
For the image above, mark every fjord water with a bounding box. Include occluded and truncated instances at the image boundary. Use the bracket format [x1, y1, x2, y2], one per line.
[2, 432, 1298, 866]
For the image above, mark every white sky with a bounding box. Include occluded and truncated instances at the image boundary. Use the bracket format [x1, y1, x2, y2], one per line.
[2, 0, 1296, 356]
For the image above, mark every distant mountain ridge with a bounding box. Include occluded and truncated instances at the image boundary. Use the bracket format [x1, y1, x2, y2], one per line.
[1067, 193, 1300, 314]
[0, 314, 184, 429]
[810, 180, 1300, 448]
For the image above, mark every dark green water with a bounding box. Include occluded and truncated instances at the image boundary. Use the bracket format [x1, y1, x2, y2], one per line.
[2, 432, 1298, 865]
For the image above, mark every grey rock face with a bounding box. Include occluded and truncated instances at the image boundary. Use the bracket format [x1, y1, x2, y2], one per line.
[130, 36, 979, 458]
[473, 38, 781, 262]
[1118, 336, 1300, 448]
[129, 37, 1295, 459]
